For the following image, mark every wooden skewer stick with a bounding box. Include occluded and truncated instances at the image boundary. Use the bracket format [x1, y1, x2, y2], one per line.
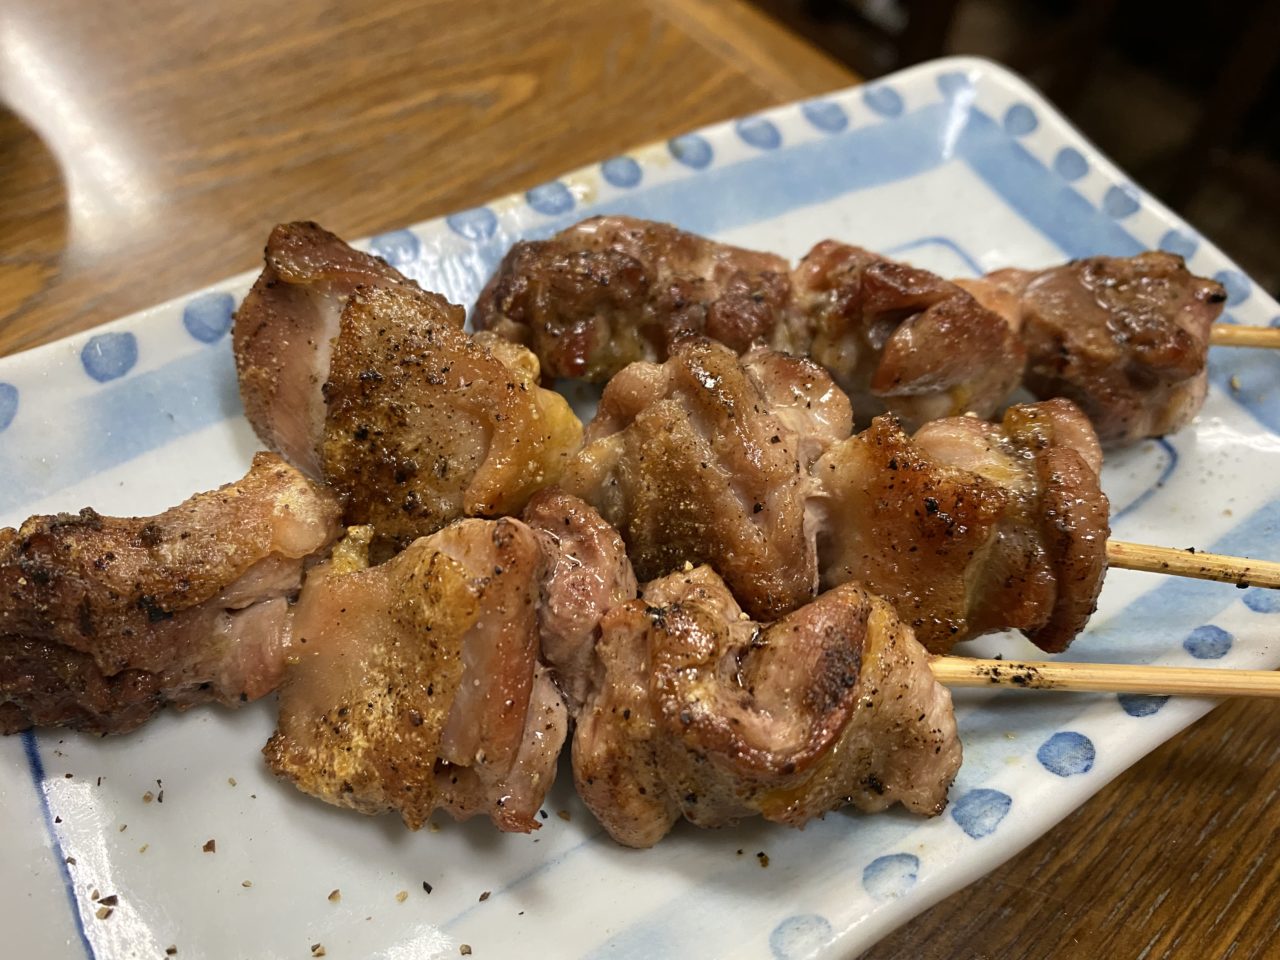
[1209, 324, 1280, 348]
[932, 656, 1280, 698]
[1106, 540, 1280, 590]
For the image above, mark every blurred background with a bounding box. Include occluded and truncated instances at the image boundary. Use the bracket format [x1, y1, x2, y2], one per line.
[747, 0, 1280, 296]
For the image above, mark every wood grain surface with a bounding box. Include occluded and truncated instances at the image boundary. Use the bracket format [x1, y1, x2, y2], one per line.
[1, 1, 1277, 956]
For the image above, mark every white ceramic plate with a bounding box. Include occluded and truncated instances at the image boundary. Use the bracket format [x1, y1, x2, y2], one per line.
[3, 56, 1278, 960]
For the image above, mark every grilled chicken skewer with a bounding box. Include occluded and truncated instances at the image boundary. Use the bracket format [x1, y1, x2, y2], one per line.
[1, 456, 1273, 850]
[0, 461, 963, 847]
[474, 215, 1237, 447]
[231, 224, 1272, 656]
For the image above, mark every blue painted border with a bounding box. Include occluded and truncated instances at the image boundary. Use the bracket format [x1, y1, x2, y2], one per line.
[22, 732, 96, 959]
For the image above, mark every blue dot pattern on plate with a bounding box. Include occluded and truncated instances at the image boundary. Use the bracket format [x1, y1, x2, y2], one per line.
[769, 914, 834, 960]
[1184, 624, 1232, 659]
[81, 332, 138, 383]
[526, 181, 574, 216]
[1213, 269, 1251, 306]
[446, 207, 499, 242]
[668, 133, 713, 169]
[1053, 147, 1088, 181]
[1003, 103, 1038, 135]
[0, 383, 17, 432]
[862, 853, 919, 901]
[1159, 229, 1199, 260]
[1037, 731, 1096, 777]
[736, 116, 782, 150]
[601, 156, 642, 188]
[801, 100, 848, 133]
[1103, 185, 1140, 218]
[369, 229, 421, 267]
[1243, 587, 1280, 614]
[182, 292, 235, 344]
[862, 85, 903, 117]
[936, 71, 972, 97]
[1118, 693, 1170, 718]
[950, 788, 1012, 838]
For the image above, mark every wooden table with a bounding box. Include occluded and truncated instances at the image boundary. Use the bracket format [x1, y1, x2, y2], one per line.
[1, 1, 1276, 956]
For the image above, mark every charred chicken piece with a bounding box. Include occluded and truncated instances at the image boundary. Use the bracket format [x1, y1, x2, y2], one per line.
[959, 252, 1226, 447]
[264, 517, 568, 833]
[562, 337, 851, 621]
[792, 241, 1027, 429]
[473, 215, 797, 381]
[816, 399, 1109, 654]
[574, 565, 961, 848]
[234, 223, 581, 551]
[0, 454, 343, 735]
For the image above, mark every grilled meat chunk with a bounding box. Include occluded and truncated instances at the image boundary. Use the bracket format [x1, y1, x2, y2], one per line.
[478, 218, 1226, 448]
[522, 489, 638, 713]
[474, 218, 1024, 430]
[0, 454, 343, 734]
[816, 399, 1109, 653]
[234, 222, 415, 476]
[321, 284, 581, 553]
[234, 223, 581, 550]
[574, 565, 960, 848]
[562, 338, 851, 621]
[960, 252, 1225, 446]
[473, 215, 797, 381]
[264, 518, 568, 832]
[792, 241, 1027, 428]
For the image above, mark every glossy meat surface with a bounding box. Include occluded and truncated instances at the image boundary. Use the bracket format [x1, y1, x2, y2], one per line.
[816, 399, 1109, 653]
[562, 338, 850, 621]
[474, 218, 1025, 430]
[792, 241, 1027, 428]
[965, 252, 1225, 446]
[0, 454, 343, 734]
[474, 215, 796, 381]
[264, 518, 567, 832]
[574, 566, 960, 848]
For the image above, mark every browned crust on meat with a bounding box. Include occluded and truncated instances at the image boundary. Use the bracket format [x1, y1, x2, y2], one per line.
[574, 568, 960, 847]
[0, 454, 343, 733]
[234, 222, 415, 473]
[321, 284, 581, 554]
[473, 216, 795, 381]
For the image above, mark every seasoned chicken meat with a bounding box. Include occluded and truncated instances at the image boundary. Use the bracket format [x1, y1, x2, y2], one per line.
[234, 223, 581, 550]
[574, 565, 960, 848]
[234, 222, 415, 476]
[474, 217, 1024, 429]
[0, 454, 343, 734]
[264, 517, 568, 832]
[561, 338, 851, 621]
[792, 241, 1027, 428]
[959, 252, 1226, 446]
[816, 399, 1109, 653]
[322, 284, 581, 553]
[478, 217, 1228, 447]
[522, 489, 637, 713]
[473, 215, 797, 381]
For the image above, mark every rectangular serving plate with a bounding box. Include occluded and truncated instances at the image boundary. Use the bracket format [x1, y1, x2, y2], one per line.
[2, 56, 1278, 960]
